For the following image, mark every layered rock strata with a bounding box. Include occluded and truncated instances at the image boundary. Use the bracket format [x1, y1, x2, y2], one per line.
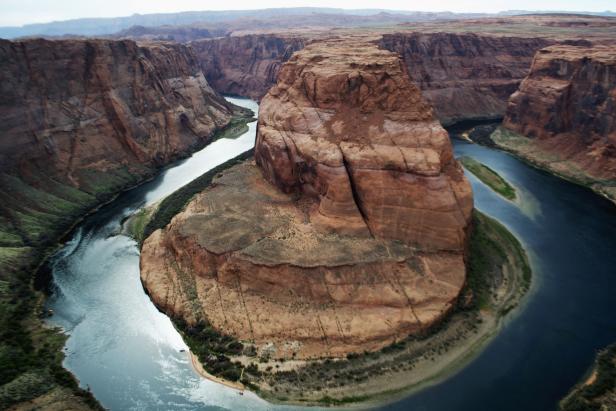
[255, 38, 473, 250]
[192, 31, 551, 121]
[379, 33, 554, 125]
[0, 38, 242, 247]
[192, 34, 306, 100]
[141, 38, 473, 359]
[499, 45, 616, 201]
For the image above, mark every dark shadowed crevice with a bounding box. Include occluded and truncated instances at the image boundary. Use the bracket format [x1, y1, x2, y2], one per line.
[341, 150, 374, 238]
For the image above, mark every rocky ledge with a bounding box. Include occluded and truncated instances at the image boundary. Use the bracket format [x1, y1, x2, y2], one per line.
[141, 37, 473, 360]
[498, 45, 616, 202]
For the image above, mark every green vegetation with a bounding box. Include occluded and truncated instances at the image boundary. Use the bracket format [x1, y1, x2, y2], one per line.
[561, 344, 616, 411]
[123, 206, 158, 245]
[0, 111, 254, 409]
[174, 317, 246, 382]
[490, 127, 616, 204]
[0, 170, 114, 409]
[465, 211, 531, 310]
[0, 246, 102, 410]
[460, 156, 516, 201]
[142, 149, 254, 240]
[180, 209, 532, 406]
[211, 117, 254, 142]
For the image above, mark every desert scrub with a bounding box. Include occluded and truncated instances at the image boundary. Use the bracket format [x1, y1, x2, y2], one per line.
[173, 317, 245, 382]
[460, 156, 516, 201]
[561, 344, 616, 411]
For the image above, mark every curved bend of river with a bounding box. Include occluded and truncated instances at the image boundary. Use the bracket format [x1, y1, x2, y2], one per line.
[47, 97, 616, 411]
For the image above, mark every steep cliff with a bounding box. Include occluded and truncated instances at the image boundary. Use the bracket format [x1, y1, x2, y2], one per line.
[141, 38, 473, 360]
[379, 33, 554, 125]
[191, 34, 306, 100]
[498, 45, 616, 201]
[0, 38, 243, 248]
[256, 38, 473, 250]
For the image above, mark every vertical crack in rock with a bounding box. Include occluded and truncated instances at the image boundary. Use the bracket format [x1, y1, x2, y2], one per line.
[341, 150, 375, 238]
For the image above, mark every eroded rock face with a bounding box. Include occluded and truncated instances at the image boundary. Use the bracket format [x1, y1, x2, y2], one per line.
[192, 34, 306, 100]
[141, 161, 467, 358]
[379, 33, 554, 125]
[0, 38, 238, 245]
[0, 39, 235, 175]
[141, 38, 473, 359]
[501, 45, 616, 198]
[256, 38, 473, 251]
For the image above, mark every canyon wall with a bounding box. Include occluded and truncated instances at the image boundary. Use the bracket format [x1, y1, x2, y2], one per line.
[141, 38, 473, 359]
[497, 45, 616, 201]
[192, 31, 552, 125]
[379, 33, 554, 125]
[191, 34, 306, 100]
[0, 38, 241, 247]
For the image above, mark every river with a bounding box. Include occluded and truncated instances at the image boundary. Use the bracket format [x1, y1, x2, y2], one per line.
[47, 98, 616, 411]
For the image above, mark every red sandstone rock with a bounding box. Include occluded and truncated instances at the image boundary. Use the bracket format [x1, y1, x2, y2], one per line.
[140, 38, 473, 359]
[0, 38, 241, 245]
[379, 33, 554, 125]
[0, 39, 236, 176]
[191, 34, 305, 100]
[255, 38, 473, 250]
[500, 45, 616, 199]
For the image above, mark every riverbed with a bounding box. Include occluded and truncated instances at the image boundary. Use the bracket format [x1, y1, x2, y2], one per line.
[46, 98, 616, 411]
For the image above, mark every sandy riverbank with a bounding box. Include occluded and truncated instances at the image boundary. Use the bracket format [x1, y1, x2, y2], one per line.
[188, 352, 245, 392]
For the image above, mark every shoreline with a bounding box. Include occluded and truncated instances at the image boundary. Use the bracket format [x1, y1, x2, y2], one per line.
[188, 351, 245, 392]
[175, 211, 532, 407]
[559, 343, 616, 411]
[487, 127, 616, 206]
[0, 110, 255, 410]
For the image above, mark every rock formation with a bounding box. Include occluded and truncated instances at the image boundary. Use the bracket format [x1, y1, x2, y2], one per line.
[192, 34, 305, 100]
[379, 33, 554, 125]
[0, 38, 243, 246]
[498, 45, 616, 201]
[141, 38, 473, 359]
[255, 38, 473, 250]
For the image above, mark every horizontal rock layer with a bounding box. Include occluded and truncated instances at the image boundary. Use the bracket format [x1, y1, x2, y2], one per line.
[193, 32, 554, 125]
[0, 38, 238, 246]
[255, 38, 473, 251]
[141, 161, 466, 358]
[379, 32, 554, 125]
[501, 45, 616, 197]
[192, 34, 306, 100]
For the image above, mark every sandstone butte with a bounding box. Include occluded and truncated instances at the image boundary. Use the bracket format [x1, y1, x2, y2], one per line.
[141, 37, 474, 359]
[0, 38, 245, 247]
[501, 45, 616, 201]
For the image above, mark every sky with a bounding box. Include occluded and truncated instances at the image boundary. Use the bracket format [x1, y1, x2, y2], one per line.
[0, 0, 613, 26]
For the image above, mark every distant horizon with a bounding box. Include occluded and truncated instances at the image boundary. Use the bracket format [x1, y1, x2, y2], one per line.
[1, 3, 614, 27]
